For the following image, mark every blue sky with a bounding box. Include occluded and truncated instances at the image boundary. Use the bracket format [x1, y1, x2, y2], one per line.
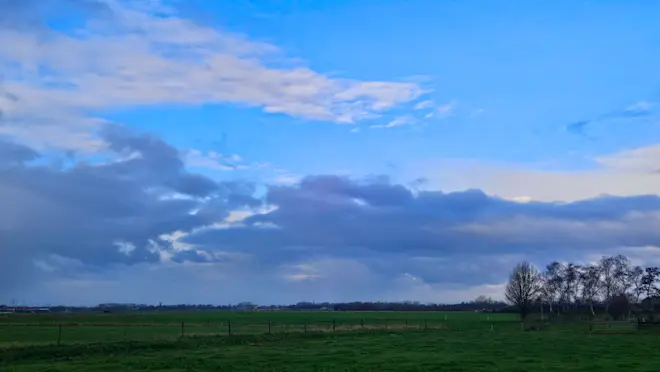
[2, 0, 660, 305]
[102, 0, 660, 180]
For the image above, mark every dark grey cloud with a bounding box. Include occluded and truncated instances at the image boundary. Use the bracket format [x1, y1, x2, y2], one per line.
[185, 174, 660, 287]
[0, 82, 19, 123]
[0, 127, 260, 300]
[0, 139, 39, 165]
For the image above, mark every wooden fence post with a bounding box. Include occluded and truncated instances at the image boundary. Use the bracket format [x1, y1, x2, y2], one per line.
[360, 318, 364, 329]
[268, 320, 271, 334]
[424, 320, 428, 330]
[405, 319, 408, 328]
[332, 320, 336, 331]
[228, 320, 232, 335]
[181, 321, 185, 337]
[57, 324, 62, 346]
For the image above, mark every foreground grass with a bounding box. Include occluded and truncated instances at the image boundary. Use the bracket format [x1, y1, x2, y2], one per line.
[3, 328, 660, 371]
[3, 312, 655, 371]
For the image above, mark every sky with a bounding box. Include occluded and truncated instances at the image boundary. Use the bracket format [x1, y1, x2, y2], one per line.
[2, 0, 660, 306]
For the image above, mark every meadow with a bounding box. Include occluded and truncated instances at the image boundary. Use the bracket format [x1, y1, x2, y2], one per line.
[1, 311, 658, 371]
[0, 311, 516, 345]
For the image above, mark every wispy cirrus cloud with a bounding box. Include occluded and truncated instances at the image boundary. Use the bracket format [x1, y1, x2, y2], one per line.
[566, 100, 655, 135]
[617, 101, 654, 118]
[412, 99, 456, 120]
[413, 100, 434, 110]
[370, 116, 416, 129]
[369, 99, 457, 129]
[435, 101, 456, 118]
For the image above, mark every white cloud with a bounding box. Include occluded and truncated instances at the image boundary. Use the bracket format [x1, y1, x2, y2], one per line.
[418, 100, 456, 120]
[370, 115, 415, 129]
[594, 145, 660, 172]
[413, 100, 434, 110]
[414, 144, 660, 202]
[504, 196, 534, 203]
[436, 100, 456, 117]
[622, 101, 653, 115]
[0, 0, 425, 150]
[184, 149, 249, 171]
[273, 174, 302, 184]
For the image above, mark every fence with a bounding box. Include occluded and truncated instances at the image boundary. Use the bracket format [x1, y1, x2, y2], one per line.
[0, 318, 455, 346]
[588, 320, 638, 333]
[4, 317, 655, 346]
[522, 318, 645, 334]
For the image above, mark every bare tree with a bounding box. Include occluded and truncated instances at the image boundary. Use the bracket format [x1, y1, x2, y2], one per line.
[570, 264, 583, 305]
[628, 265, 645, 304]
[613, 255, 632, 295]
[530, 255, 660, 319]
[542, 262, 564, 314]
[505, 261, 542, 320]
[579, 265, 601, 317]
[559, 263, 580, 311]
[599, 256, 618, 314]
[473, 295, 494, 305]
[641, 267, 660, 310]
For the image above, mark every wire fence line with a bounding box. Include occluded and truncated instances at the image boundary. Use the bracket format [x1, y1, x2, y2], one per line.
[3, 317, 652, 346]
[0, 318, 458, 346]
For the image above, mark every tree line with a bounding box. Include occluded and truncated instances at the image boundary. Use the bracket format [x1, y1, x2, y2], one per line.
[3, 300, 511, 314]
[506, 255, 660, 320]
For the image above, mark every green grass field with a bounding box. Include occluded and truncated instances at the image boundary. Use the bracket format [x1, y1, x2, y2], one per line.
[0, 311, 515, 345]
[2, 311, 658, 371]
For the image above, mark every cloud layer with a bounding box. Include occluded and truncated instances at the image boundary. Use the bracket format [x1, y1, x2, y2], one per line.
[0, 128, 259, 300]
[5, 133, 660, 305]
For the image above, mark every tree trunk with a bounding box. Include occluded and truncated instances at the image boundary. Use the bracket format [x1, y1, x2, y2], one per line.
[604, 300, 610, 318]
